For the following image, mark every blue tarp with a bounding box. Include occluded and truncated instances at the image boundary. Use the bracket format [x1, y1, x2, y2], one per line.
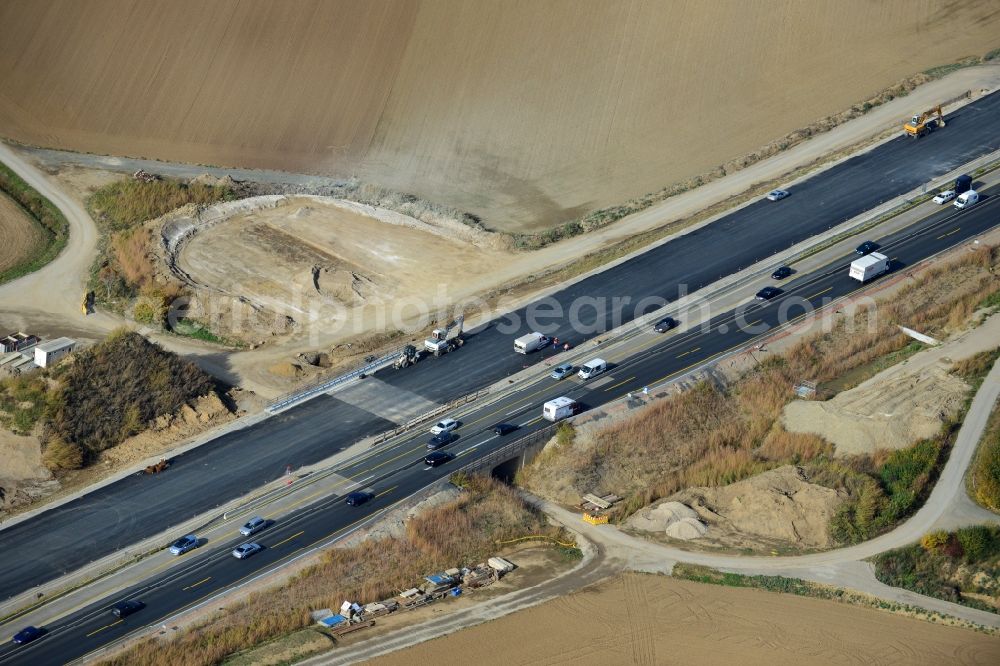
[319, 614, 348, 628]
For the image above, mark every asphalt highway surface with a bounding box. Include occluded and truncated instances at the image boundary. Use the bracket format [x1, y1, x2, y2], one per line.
[2, 95, 999, 607]
[2, 181, 998, 665]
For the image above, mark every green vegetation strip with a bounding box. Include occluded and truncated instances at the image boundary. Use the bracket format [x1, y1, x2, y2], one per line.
[672, 563, 996, 632]
[873, 525, 1000, 614]
[0, 160, 69, 284]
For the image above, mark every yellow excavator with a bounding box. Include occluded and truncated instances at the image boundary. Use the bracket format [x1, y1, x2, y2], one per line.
[903, 105, 945, 138]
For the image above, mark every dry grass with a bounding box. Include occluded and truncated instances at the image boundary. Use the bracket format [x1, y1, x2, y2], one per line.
[100, 477, 566, 666]
[520, 245, 1000, 520]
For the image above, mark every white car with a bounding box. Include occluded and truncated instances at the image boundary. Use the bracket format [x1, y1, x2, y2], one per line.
[429, 418, 458, 435]
[766, 189, 789, 201]
[932, 190, 956, 204]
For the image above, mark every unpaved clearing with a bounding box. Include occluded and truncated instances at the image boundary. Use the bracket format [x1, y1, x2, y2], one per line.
[3, 1, 999, 231]
[784, 314, 1000, 456]
[169, 196, 509, 338]
[633, 466, 847, 550]
[0, 192, 44, 274]
[372, 572, 1000, 665]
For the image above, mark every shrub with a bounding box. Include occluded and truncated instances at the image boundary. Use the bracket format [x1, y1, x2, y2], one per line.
[42, 437, 83, 471]
[956, 525, 994, 563]
[920, 531, 950, 551]
[555, 422, 575, 448]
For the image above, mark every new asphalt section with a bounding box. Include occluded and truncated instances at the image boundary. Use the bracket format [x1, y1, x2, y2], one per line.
[3, 186, 998, 665]
[1, 92, 999, 605]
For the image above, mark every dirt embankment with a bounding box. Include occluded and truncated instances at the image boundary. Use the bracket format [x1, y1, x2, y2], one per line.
[629, 466, 847, 550]
[3, 1, 999, 231]
[372, 572, 1000, 666]
[784, 313, 1000, 457]
[156, 195, 511, 345]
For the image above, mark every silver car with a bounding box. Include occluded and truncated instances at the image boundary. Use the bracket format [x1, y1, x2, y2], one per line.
[239, 516, 267, 537]
[168, 534, 198, 555]
[766, 189, 789, 201]
[232, 542, 263, 559]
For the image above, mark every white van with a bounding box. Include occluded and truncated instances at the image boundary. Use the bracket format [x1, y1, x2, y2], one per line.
[577, 358, 607, 380]
[953, 190, 979, 210]
[542, 396, 579, 422]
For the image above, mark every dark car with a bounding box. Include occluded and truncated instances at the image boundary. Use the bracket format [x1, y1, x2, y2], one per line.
[770, 266, 792, 280]
[111, 600, 144, 618]
[424, 451, 454, 467]
[856, 241, 879, 255]
[492, 423, 517, 436]
[345, 491, 373, 506]
[653, 317, 678, 333]
[755, 286, 781, 301]
[427, 431, 457, 450]
[12, 626, 42, 645]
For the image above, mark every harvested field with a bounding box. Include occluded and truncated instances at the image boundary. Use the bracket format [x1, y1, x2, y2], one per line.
[2, 1, 999, 231]
[372, 573, 1000, 665]
[0, 193, 44, 274]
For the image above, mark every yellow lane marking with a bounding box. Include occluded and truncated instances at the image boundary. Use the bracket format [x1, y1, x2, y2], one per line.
[84, 619, 122, 638]
[603, 376, 636, 392]
[181, 576, 211, 591]
[936, 227, 960, 239]
[676, 347, 700, 359]
[270, 530, 304, 548]
[522, 416, 543, 427]
[375, 486, 397, 499]
[805, 286, 832, 300]
[747, 319, 763, 327]
[362, 444, 426, 473]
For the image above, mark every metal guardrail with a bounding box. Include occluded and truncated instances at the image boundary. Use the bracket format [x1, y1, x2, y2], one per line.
[370, 387, 492, 445]
[267, 346, 407, 412]
[455, 423, 557, 475]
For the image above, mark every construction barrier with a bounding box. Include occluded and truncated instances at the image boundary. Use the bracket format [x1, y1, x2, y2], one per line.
[583, 513, 609, 525]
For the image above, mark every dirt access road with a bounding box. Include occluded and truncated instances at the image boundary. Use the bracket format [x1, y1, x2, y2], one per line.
[313, 358, 1000, 665]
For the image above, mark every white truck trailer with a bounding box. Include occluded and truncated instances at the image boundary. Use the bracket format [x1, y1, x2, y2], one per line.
[849, 252, 890, 282]
[514, 332, 551, 354]
[542, 396, 579, 422]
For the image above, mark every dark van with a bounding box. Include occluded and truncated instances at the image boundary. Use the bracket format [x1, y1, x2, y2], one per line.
[955, 174, 972, 194]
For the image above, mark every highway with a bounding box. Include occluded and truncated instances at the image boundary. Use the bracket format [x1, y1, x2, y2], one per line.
[2, 183, 998, 665]
[1, 93, 999, 605]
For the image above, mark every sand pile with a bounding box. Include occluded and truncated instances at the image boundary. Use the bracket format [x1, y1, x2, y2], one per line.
[100, 393, 235, 468]
[627, 501, 707, 540]
[783, 360, 969, 456]
[661, 466, 846, 550]
[0, 428, 56, 515]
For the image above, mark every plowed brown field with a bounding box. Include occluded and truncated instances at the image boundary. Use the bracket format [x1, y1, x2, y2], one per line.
[0, 192, 44, 274]
[2, 1, 998, 231]
[373, 573, 1000, 666]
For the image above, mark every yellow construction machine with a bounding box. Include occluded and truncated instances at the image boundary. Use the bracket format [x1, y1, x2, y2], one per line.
[903, 106, 944, 138]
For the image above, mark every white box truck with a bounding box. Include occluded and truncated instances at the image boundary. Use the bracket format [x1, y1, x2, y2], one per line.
[543, 396, 579, 422]
[849, 252, 890, 282]
[514, 332, 550, 354]
[953, 190, 979, 209]
[577, 358, 607, 380]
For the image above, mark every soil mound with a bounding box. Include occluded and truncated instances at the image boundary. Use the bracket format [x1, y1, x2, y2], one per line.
[657, 466, 846, 550]
[783, 360, 969, 456]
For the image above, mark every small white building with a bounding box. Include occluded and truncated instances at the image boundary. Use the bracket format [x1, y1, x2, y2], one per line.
[34, 337, 76, 368]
